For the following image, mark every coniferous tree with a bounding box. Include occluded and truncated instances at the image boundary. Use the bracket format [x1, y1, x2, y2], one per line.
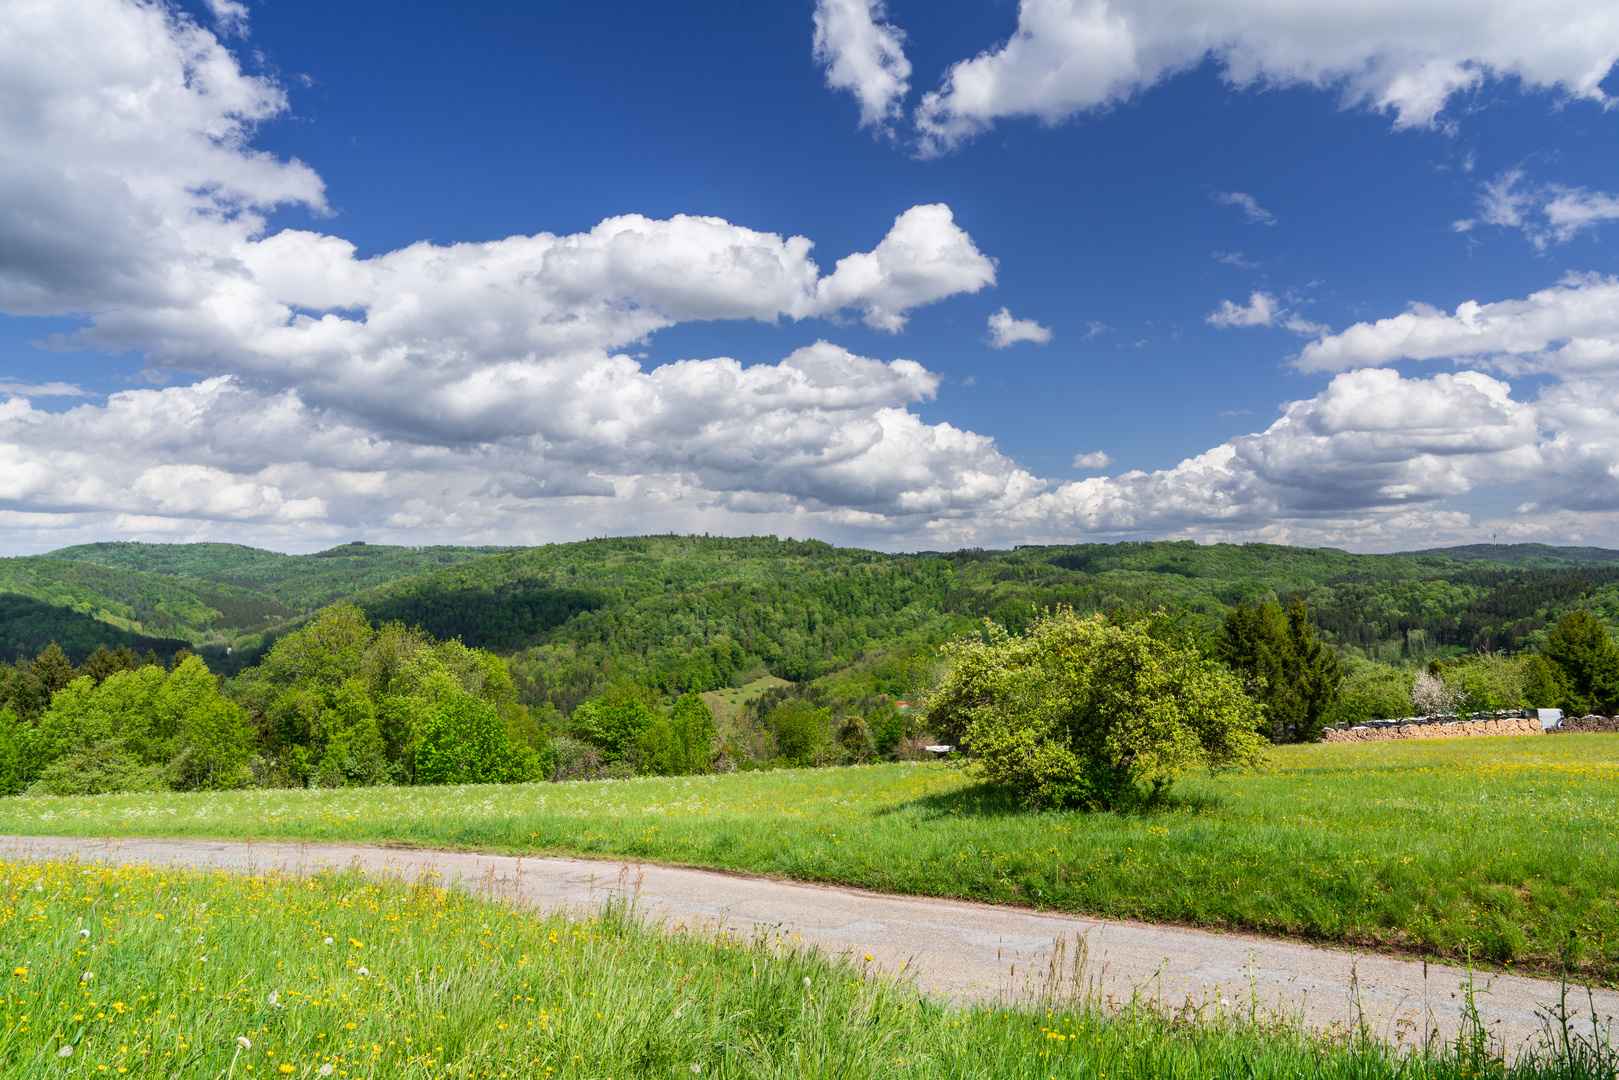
[1538, 610, 1619, 714]
[1214, 598, 1344, 742]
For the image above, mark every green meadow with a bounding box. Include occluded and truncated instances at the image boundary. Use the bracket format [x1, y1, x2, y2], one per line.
[3, 735, 1615, 982]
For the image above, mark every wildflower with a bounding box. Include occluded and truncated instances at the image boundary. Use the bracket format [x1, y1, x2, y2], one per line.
[323, 937, 334, 945]
[279, 1066, 294, 1075]
[691, 1066, 702, 1074]
[59, 1046, 74, 1058]
[238, 1038, 252, 1050]
[356, 967, 370, 977]
[154, 913, 165, 921]
[320, 1067, 334, 1077]
[11, 966, 24, 977]
[802, 977, 811, 988]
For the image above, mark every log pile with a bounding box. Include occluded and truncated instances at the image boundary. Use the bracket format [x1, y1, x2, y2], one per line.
[1320, 718, 1544, 744]
[1547, 715, 1619, 734]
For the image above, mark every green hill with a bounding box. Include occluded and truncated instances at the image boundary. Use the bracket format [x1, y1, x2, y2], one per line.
[9, 536, 1619, 709]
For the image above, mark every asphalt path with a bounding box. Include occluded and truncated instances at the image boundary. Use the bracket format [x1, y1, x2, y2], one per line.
[4, 835, 1614, 1055]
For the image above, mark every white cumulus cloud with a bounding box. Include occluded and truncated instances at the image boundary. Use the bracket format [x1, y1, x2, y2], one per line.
[906, 0, 1619, 153]
[986, 307, 1054, 348]
[1071, 451, 1114, 470]
[812, 0, 912, 132]
[1296, 273, 1619, 376]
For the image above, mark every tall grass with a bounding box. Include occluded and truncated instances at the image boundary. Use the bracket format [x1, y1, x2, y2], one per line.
[1, 736, 1615, 980]
[1, 857, 1613, 1078]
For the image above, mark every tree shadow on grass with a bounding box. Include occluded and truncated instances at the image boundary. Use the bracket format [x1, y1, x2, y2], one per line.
[877, 780, 1226, 822]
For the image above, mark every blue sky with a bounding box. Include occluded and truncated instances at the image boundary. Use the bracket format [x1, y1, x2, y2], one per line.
[3, 0, 1619, 553]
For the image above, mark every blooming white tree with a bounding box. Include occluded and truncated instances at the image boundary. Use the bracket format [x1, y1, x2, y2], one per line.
[1410, 670, 1467, 716]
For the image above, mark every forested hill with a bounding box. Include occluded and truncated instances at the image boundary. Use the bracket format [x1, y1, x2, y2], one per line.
[6, 537, 1619, 700]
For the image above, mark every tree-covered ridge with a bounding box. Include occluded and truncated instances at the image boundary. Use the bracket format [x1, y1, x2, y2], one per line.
[13, 536, 1619, 708]
[45, 540, 520, 610]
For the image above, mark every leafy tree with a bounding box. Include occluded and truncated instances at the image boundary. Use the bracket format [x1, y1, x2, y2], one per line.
[569, 686, 660, 764]
[231, 604, 533, 785]
[24, 654, 252, 793]
[1523, 654, 1571, 710]
[926, 609, 1265, 810]
[767, 699, 830, 767]
[1538, 610, 1619, 714]
[0, 707, 35, 796]
[415, 693, 540, 785]
[1214, 599, 1343, 742]
[632, 693, 717, 776]
[1323, 662, 1416, 726]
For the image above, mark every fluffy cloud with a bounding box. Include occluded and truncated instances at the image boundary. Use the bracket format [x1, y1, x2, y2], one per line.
[1015, 368, 1544, 538]
[905, 0, 1619, 152]
[986, 307, 1054, 348]
[1071, 451, 1114, 470]
[1296, 273, 1619, 376]
[812, 0, 911, 132]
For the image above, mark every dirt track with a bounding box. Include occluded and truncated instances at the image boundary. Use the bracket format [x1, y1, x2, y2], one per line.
[4, 834, 1614, 1055]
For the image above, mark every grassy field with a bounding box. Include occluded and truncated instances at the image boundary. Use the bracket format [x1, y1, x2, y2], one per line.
[1, 736, 1615, 983]
[0, 856, 1607, 1079]
[699, 675, 791, 730]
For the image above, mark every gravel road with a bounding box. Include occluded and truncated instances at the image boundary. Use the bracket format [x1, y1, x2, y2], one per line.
[4, 834, 1613, 1054]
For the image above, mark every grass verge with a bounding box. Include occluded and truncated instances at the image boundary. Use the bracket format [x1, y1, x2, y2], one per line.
[3, 856, 1615, 1079]
[0, 736, 1615, 981]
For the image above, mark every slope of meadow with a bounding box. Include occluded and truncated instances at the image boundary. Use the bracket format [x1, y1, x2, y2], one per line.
[3, 737, 1614, 982]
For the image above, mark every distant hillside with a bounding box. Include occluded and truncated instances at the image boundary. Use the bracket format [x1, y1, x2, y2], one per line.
[9, 536, 1619, 708]
[45, 540, 520, 610]
[1402, 543, 1619, 568]
[0, 593, 189, 665]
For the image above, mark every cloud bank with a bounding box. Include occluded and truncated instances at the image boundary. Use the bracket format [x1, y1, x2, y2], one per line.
[812, 0, 1619, 153]
[8, 0, 1619, 556]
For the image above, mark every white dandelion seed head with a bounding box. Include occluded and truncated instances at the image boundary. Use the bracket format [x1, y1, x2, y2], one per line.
[58, 1045, 73, 1058]
[802, 977, 812, 988]
[80, 971, 93, 982]
[267, 991, 279, 1006]
[237, 1037, 252, 1050]
[324, 937, 334, 945]
[357, 967, 370, 977]
[320, 1064, 334, 1076]
[78, 929, 90, 939]
[200, 956, 208, 963]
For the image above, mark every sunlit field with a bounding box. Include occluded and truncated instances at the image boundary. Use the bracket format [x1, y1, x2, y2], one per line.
[2, 735, 1615, 982]
[1, 857, 1608, 1079]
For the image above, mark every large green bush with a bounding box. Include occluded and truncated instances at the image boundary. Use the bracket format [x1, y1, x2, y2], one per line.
[926, 609, 1265, 810]
[415, 692, 541, 785]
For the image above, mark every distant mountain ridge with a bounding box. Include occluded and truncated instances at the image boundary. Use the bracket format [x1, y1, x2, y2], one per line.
[1399, 543, 1619, 567]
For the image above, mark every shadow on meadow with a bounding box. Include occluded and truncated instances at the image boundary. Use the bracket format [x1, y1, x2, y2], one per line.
[880, 777, 1227, 822]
